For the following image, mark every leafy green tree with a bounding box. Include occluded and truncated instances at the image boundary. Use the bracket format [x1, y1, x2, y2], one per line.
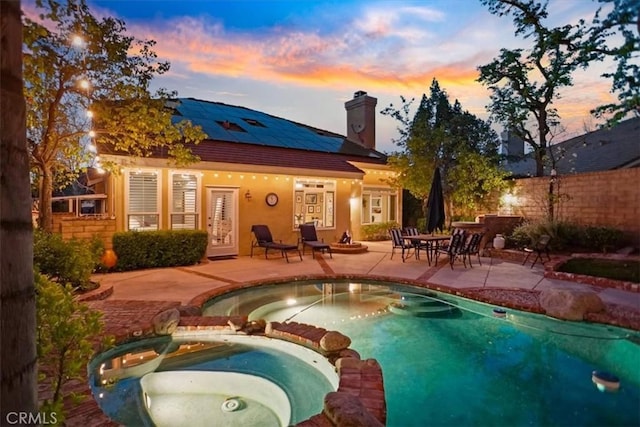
[477, 0, 639, 177]
[587, 0, 639, 123]
[23, 0, 206, 232]
[382, 79, 508, 224]
[36, 272, 110, 424]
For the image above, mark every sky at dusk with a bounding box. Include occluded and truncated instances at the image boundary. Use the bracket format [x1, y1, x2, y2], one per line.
[25, 0, 621, 153]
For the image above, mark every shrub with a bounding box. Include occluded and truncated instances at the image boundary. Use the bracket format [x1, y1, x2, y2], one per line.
[360, 221, 400, 241]
[33, 229, 103, 291]
[507, 219, 625, 253]
[112, 229, 208, 271]
[580, 226, 624, 253]
[36, 272, 111, 423]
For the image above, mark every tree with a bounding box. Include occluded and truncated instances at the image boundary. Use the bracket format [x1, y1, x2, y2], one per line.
[587, 0, 640, 123]
[477, 0, 590, 177]
[1, 0, 38, 421]
[23, 0, 206, 232]
[477, 0, 639, 177]
[382, 79, 508, 224]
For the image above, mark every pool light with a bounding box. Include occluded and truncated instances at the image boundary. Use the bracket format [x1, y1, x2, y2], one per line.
[592, 371, 620, 392]
[286, 298, 297, 306]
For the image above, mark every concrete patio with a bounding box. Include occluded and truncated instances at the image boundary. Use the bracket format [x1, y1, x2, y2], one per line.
[93, 240, 640, 313]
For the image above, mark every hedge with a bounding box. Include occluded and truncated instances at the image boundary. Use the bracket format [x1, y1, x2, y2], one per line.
[112, 229, 208, 271]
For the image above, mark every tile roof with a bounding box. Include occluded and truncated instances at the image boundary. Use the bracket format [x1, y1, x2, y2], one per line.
[505, 117, 640, 177]
[188, 141, 376, 174]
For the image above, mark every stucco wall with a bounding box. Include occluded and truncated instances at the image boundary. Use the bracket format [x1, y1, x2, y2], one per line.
[500, 168, 639, 240]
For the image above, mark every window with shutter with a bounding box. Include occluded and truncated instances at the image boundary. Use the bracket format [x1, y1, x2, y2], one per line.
[126, 170, 160, 231]
[170, 172, 199, 229]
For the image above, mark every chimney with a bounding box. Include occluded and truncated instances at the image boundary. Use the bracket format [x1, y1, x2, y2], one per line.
[345, 91, 377, 150]
[500, 129, 524, 158]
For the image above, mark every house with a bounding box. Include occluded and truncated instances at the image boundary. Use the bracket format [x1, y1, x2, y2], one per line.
[503, 116, 640, 177]
[98, 91, 401, 257]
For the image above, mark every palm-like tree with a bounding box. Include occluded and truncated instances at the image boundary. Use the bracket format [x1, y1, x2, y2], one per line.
[1, 0, 38, 418]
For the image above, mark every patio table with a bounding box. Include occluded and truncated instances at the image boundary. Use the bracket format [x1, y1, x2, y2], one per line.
[404, 234, 451, 264]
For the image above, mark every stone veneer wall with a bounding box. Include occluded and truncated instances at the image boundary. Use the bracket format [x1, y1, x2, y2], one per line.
[52, 213, 116, 249]
[501, 168, 640, 242]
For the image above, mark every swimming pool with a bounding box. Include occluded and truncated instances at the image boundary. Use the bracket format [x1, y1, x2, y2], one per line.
[89, 335, 337, 426]
[203, 279, 640, 427]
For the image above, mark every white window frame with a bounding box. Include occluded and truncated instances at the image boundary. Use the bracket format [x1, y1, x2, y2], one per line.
[124, 168, 162, 231]
[293, 178, 336, 230]
[361, 187, 398, 225]
[168, 171, 201, 230]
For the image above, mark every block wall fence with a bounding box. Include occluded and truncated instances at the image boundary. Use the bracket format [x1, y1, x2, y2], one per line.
[499, 168, 639, 243]
[52, 213, 116, 249]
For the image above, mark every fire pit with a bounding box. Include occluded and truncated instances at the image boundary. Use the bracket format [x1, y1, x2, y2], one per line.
[329, 242, 368, 254]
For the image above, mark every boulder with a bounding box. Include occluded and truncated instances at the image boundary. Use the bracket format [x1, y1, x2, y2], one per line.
[324, 392, 383, 427]
[152, 308, 180, 335]
[539, 287, 605, 321]
[320, 331, 351, 352]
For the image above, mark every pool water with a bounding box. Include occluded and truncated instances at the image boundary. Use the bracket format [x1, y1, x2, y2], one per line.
[89, 336, 336, 426]
[203, 280, 640, 427]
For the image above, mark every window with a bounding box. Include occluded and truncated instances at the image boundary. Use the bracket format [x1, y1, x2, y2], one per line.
[293, 179, 335, 229]
[216, 120, 246, 132]
[170, 172, 200, 229]
[126, 170, 160, 231]
[362, 188, 398, 225]
[242, 118, 266, 127]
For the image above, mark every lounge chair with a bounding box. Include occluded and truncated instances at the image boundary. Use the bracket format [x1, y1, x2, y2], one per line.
[299, 224, 332, 258]
[390, 228, 413, 262]
[435, 231, 466, 269]
[250, 225, 302, 263]
[461, 232, 484, 268]
[522, 234, 552, 268]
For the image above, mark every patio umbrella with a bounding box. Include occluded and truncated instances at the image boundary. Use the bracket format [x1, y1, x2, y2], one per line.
[425, 167, 445, 233]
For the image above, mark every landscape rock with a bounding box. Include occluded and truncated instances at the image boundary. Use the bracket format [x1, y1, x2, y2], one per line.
[539, 287, 605, 321]
[152, 308, 180, 335]
[320, 331, 351, 352]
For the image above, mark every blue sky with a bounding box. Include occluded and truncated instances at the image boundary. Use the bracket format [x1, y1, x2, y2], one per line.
[26, 0, 619, 153]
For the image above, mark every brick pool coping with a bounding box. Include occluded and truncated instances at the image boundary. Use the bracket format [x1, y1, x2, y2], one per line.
[58, 268, 640, 426]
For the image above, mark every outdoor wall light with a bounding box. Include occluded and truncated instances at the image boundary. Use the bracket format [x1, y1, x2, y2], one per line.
[244, 190, 252, 201]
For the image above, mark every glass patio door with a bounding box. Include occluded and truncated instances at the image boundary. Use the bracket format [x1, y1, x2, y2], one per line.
[206, 188, 238, 257]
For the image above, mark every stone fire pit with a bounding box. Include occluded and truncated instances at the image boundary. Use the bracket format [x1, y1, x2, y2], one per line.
[330, 242, 369, 254]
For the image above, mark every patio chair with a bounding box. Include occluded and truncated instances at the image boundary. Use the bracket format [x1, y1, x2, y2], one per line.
[522, 234, 552, 268]
[404, 226, 429, 260]
[390, 228, 413, 262]
[435, 231, 466, 269]
[461, 232, 484, 268]
[250, 224, 302, 263]
[299, 224, 332, 258]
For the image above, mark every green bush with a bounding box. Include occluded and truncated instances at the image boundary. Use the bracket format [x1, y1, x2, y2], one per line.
[507, 220, 625, 253]
[360, 221, 401, 241]
[36, 271, 110, 423]
[580, 226, 624, 253]
[33, 229, 103, 291]
[112, 229, 208, 271]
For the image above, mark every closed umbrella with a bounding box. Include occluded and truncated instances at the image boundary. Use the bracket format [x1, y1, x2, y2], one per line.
[426, 167, 445, 233]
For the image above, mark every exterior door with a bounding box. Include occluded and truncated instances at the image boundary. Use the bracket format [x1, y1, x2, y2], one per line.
[206, 187, 238, 257]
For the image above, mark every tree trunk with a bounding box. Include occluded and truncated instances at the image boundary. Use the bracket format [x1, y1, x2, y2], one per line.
[1, 0, 39, 423]
[38, 166, 54, 232]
